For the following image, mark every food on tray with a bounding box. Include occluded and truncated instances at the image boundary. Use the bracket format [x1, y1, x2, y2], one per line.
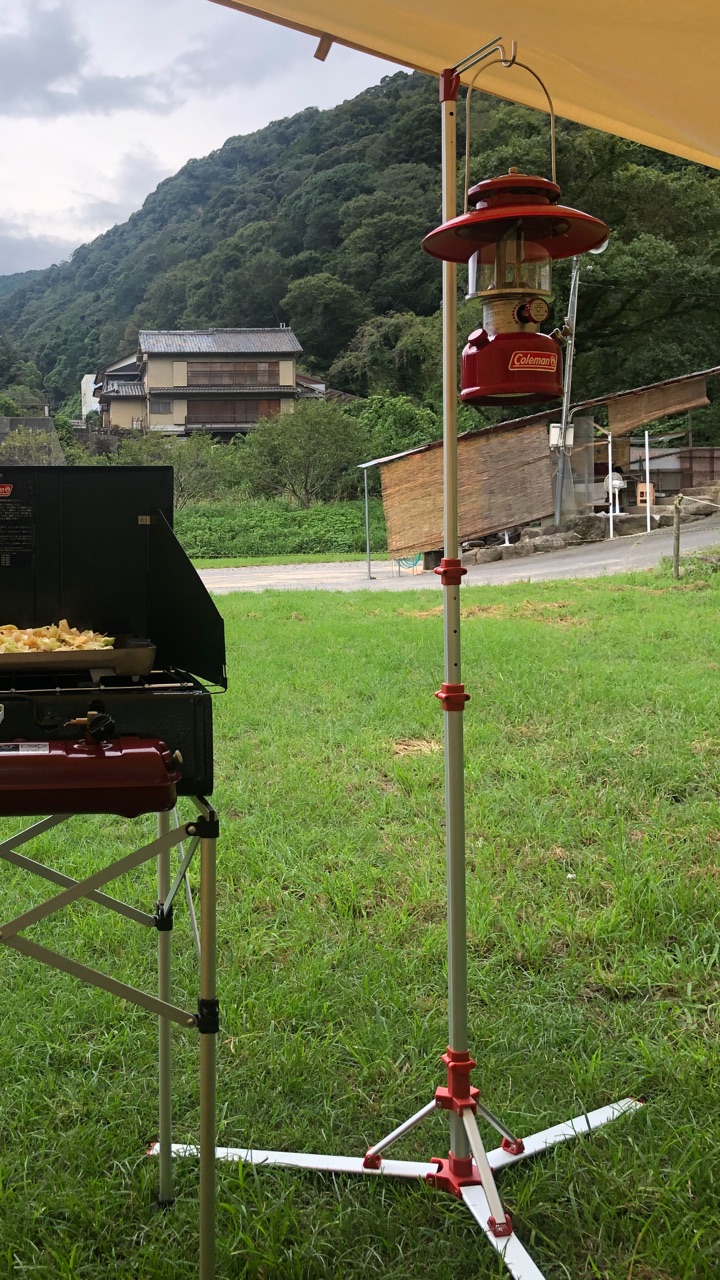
[0, 620, 115, 655]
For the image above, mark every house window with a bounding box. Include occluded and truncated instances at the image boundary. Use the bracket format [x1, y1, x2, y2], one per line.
[186, 399, 281, 425]
[186, 361, 280, 386]
[150, 397, 172, 415]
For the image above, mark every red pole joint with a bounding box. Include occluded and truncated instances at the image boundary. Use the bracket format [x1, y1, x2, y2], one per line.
[362, 1149, 382, 1170]
[439, 68, 461, 103]
[427, 1151, 478, 1198]
[501, 1136, 526, 1156]
[488, 1214, 514, 1238]
[434, 557, 467, 586]
[435, 683, 470, 712]
[435, 1047, 479, 1115]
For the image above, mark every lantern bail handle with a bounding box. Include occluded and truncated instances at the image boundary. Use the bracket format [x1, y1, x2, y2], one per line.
[462, 41, 557, 212]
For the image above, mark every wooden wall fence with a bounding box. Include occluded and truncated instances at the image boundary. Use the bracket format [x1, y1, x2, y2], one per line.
[380, 421, 554, 558]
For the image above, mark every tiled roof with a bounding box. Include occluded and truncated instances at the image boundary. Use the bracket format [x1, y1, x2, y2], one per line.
[103, 379, 144, 398]
[138, 328, 302, 355]
[148, 386, 297, 396]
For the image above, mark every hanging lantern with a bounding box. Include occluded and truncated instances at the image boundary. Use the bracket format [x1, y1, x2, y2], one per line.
[422, 169, 608, 407]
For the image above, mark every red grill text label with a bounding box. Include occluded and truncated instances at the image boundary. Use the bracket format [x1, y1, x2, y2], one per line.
[0, 484, 13, 497]
[508, 351, 558, 372]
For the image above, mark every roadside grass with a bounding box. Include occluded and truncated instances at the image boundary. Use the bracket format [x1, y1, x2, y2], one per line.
[0, 564, 719, 1277]
[192, 552, 391, 568]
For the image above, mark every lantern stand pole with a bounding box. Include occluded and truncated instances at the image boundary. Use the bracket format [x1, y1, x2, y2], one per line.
[162, 49, 642, 1280]
[196, 803, 219, 1280]
[553, 255, 581, 527]
[156, 809, 174, 1208]
[645, 429, 652, 533]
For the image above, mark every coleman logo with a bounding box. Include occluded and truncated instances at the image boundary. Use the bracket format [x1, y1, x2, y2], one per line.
[0, 484, 12, 497]
[508, 351, 558, 372]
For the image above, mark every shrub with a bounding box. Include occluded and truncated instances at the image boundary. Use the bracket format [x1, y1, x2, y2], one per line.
[175, 497, 386, 558]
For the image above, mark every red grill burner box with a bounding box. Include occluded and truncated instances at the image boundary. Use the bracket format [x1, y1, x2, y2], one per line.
[0, 738, 181, 819]
[0, 465, 226, 819]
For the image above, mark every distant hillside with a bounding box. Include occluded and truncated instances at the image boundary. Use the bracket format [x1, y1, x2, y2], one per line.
[0, 269, 42, 300]
[1, 70, 719, 433]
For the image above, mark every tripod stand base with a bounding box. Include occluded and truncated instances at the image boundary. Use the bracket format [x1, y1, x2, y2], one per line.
[149, 1097, 641, 1279]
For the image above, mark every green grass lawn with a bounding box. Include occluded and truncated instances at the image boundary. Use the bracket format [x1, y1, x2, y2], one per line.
[0, 564, 719, 1278]
[191, 553, 391, 568]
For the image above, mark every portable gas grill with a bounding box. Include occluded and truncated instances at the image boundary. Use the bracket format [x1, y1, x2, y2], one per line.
[0, 465, 225, 1279]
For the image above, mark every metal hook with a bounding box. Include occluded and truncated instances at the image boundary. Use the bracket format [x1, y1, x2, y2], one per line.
[462, 42, 557, 214]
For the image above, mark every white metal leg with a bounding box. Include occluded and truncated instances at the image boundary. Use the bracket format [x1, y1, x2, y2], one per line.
[198, 826, 218, 1280]
[486, 1098, 642, 1172]
[149, 1144, 437, 1179]
[157, 811, 173, 1206]
[364, 1099, 437, 1163]
[462, 1185, 548, 1280]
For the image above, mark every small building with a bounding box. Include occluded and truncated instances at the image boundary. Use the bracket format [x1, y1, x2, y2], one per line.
[96, 327, 302, 438]
[80, 373, 101, 419]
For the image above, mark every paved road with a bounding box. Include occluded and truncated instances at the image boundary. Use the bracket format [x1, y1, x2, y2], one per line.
[199, 515, 720, 595]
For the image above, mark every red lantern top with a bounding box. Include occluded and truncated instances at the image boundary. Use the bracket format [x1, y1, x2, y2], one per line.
[422, 171, 608, 264]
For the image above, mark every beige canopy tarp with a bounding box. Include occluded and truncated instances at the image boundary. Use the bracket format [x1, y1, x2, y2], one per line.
[211, 0, 720, 169]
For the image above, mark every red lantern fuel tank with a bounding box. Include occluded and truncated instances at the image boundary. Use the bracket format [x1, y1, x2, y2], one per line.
[0, 737, 181, 818]
[422, 171, 608, 407]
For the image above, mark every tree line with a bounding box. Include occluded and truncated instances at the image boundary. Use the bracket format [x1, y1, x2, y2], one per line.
[0, 71, 717, 437]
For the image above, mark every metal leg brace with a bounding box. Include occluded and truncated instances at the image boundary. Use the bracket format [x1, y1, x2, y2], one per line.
[0, 803, 218, 1280]
[160, 1095, 641, 1279]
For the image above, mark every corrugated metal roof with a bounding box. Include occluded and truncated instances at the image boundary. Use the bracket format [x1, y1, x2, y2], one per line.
[138, 328, 302, 355]
[360, 364, 720, 469]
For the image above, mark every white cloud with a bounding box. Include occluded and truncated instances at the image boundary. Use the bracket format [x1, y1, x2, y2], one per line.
[0, 0, 396, 272]
[69, 150, 174, 233]
[0, 218, 76, 273]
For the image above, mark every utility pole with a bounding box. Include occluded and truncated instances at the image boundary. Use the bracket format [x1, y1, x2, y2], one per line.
[553, 256, 581, 527]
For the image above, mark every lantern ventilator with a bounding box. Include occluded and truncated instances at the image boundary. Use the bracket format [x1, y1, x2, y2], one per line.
[164, 40, 642, 1280]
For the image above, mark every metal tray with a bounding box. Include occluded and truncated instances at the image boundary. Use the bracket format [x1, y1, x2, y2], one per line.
[0, 638, 157, 676]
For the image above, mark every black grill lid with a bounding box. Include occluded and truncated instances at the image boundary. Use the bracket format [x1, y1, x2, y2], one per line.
[0, 465, 226, 690]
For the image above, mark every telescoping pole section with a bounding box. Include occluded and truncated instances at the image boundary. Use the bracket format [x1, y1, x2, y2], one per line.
[196, 808, 219, 1280]
[157, 810, 174, 1207]
[435, 69, 472, 1171]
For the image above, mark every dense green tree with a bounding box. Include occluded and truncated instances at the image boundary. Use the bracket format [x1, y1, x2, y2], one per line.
[350, 394, 441, 476]
[0, 393, 23, 416]
[243, 400, 364, 506]
[111, 432, 245, 509]
[328, 311, 438, 399]
[0, 425, 64, 465]
[280, 273, 369, 366]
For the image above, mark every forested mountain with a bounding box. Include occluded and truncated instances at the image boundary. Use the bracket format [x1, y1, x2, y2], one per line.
[1, 70, 719, 431]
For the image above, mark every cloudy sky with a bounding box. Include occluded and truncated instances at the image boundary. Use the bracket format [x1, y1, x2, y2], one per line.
[0, 0, 393, 275]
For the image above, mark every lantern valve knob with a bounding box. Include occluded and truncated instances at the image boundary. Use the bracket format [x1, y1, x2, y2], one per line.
[516, 297, 550, 325]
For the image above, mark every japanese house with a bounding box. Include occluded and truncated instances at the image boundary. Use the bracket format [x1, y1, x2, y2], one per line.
[95, 327, 302, 437]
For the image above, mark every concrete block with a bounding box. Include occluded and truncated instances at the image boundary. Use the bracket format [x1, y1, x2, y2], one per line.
[502, 540, 535, 559]
[563, 515, 608, 542]
[531, 533, 578, 552]
[680, 499, 718, 516]
[612, 514, 657, 536]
